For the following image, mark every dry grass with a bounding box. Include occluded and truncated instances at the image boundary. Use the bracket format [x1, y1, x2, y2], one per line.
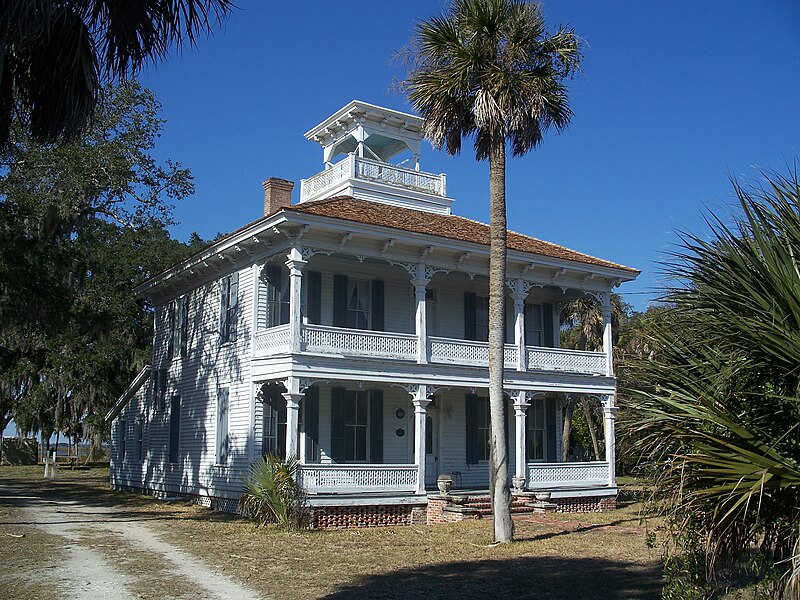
[0, 465, 664, 599]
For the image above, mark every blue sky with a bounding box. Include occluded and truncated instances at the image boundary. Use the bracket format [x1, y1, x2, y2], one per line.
[134, 1, 800, 312]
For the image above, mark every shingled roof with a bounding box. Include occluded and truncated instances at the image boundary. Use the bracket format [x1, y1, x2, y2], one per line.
[285, 196, 638, 273]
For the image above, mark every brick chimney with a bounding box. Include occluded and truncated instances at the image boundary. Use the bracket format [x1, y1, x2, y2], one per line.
[263, 178, 294, 215]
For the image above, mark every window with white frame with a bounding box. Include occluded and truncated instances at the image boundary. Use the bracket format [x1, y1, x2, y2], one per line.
[346, 280, 370, 330]
[343, 390, 369, 462]
[525, 303, 543, 346]
[527, 398, 546, 461]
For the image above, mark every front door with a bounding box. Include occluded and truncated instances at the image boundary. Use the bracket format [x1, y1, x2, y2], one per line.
[424, 410, 440, 487]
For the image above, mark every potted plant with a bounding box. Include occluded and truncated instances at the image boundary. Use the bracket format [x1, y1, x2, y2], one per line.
[437, 473, 453, 495]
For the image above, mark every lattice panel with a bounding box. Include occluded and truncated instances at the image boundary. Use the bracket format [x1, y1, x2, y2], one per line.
[302, 159, 350, 198]
[298, 465, 419, 493]
[253, 325, 291, 354]
[526, 461, 610, 489]
[429, 337, 488, 366]
[355, 157, 444, 195]
[302, 326, 417, 360]
[526, 348, 606, 375]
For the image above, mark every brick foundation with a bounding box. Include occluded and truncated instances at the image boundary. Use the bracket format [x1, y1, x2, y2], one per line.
[311, 504, 423, 528]
[551, 495, 616, 513]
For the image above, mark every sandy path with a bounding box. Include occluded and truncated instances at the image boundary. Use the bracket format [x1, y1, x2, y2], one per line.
[0, 484, 262, 600]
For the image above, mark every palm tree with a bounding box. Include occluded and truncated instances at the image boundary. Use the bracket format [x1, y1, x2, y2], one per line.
[623, 167, 800, 596]
[405, 0, 581, 543]
[0, 0, 233, 147]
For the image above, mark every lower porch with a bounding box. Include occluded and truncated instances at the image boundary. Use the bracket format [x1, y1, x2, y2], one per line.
[255, 379, 618, 508]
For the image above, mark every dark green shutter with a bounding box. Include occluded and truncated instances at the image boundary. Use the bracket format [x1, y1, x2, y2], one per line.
[167, 303, 175, 359]
[504, 297, 512, 343]
[545, 397, 556, 462]
[503, 395, 510, 456]
[464, 292, 477, 341]
[304, 386, 320, 462]
[307, 271, 322, 325]
[369, 389, 383, 463]
[465, 393, 478, 464]
[371, 279, 384, 331]
[333, 275, 348, 327]
[219, 277, 229, 341]
[542, 303, 554, 348]
[523, 302, 529, 345]
[330, 387, 346, 462]
[229, 272, 239, 341]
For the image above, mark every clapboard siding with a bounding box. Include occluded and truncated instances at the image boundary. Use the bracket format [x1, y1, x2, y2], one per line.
[111, 265, 256, 500]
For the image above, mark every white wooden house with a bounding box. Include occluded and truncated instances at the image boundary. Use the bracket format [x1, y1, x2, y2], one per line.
[107, 101, 639, 527]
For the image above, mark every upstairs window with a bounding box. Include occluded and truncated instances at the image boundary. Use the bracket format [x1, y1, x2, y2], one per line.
[177, 295, 189, 357]
[525, 303, 543, 346]
[166, 303, 176, 359]
[333, 275, 384, 331]
[219, 272, 239, 343]
[262, 265, 289, 328]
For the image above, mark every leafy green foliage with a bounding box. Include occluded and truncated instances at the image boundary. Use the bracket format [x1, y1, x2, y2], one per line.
[240, 455, 309, 530]
[0, 81, 205, 451]
[622, 167, 800, 596]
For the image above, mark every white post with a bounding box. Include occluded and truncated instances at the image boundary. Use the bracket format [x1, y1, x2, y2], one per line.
[601, 292, 613, 376]
[286, 247, 307, 354]
[410, 385, 430, 495]
[283, 377, 304, 460]
[603, 394, 618, 487]
[512, 289, 527, 371]
[512, 391, 530, 486]
[411, 276, 430, 364]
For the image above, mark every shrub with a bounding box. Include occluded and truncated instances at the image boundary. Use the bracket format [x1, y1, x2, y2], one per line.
[239, 454, 309, 530]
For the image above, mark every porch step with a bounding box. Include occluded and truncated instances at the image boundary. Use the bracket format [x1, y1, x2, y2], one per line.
[456, 495, 536, 516]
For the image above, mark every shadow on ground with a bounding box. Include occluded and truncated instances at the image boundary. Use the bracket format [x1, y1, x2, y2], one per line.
[322, 555, 662, 600]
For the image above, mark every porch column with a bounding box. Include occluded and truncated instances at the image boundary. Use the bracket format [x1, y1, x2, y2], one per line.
[602, 394, 618, 487]
[411, 276, 430, 364]
[286, 246, 307, 354]
[282, 377, 304, 459]
[511, 289, 527, 371]
[410, 384, 430, 495]
[512, 391, 530, 485]
[601, 292, 613, 376]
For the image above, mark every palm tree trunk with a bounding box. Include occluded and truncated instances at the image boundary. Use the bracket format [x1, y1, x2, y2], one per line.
[581, 397, 602, 460]
[488, 139, 514, 543]
[562, 398, 575, 462]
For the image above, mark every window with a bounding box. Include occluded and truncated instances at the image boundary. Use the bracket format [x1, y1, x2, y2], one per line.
[347, 280, 370, 330]
[343, 390, 369, 462]
[119, 419, 127, 461]
[527, 399, 545, 461]
[474, 296, 489, 342]
[216, 387, 230, 464]
[168, 395, 181, 463]
[152, 368, 167, 413]
[263, 265, 289, 327]
[135, 419, 144, 461]
[525, 303, 543, 346]
[178, 295, 189, 357]
[465, 395, 507, 464]
[220, 272, 239, 343]
[330, 388, 383, 463]
[262, 384, 286, 459]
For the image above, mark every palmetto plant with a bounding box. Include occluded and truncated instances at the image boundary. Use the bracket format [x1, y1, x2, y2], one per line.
[240, 454, 309, 530]
[404, 0, 581, 543]
[0, 0, 233, 146]
[623, 167, 800, 596]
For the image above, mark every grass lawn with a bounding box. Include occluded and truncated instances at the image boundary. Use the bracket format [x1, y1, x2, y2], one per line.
[0, 465, 664, 599]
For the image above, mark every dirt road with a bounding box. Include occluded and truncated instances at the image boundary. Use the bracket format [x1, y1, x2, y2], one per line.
[0, 482, 263, 600]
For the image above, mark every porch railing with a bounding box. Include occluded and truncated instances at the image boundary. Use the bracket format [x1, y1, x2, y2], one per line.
[526, 461, 611, 490]
[302, 325, 417, 360]
[526, 347, 606, 375]
[297, 464, 419, 494]
[300, 154, 446, 202]
[253, 324, 606, 376]
[253, 324, 291, 354]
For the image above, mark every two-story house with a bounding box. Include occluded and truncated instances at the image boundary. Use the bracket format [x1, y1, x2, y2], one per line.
[107, 101, 639, 528]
